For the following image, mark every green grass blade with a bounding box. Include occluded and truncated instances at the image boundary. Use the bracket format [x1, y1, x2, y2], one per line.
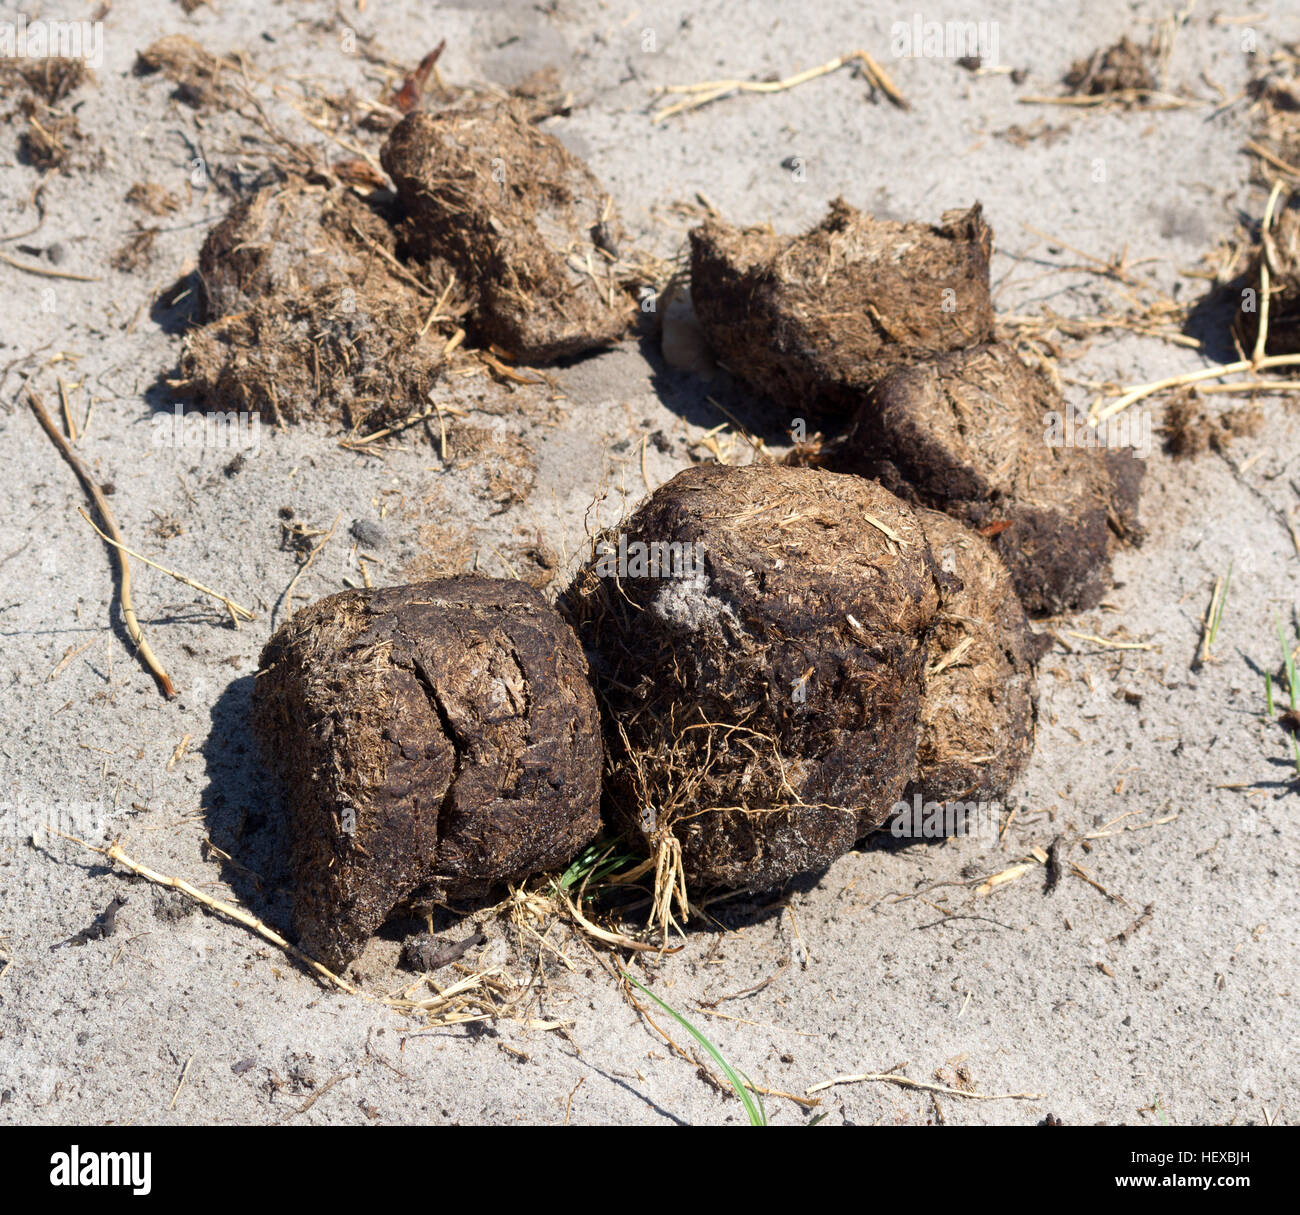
[1207, 562, 1232, 649]
[1277, 617, 1297, 710]
[623, 971, 767, 1125]
[1271, 619, 1300, 777]
[556, 842, 636, 893]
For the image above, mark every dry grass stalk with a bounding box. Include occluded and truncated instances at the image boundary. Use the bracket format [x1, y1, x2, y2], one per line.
[0, 248, 99, 280]
[806, 1071, 1043, 1100]
[652, 49, 907, 123]
[53, 829, 524, 1028]
[76, 508, 253, 624]
[55, 830, 360, 994]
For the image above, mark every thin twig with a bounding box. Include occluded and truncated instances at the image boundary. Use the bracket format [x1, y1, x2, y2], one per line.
[53, 830, 361, 995]
[277, 511, 341, 624]
[806, 1071, 1042, 1100]
[26, 388, 175, 697]
[168, 1055, 194, 1111]
[559, 891, 678, 954]
[0, 248, 100, 281]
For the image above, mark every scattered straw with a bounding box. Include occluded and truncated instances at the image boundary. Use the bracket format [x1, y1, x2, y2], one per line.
[862, 510, 909, 546]
[48, 637, 97, 681]
[1017, 90, 1196, 110]
[57, 377, 78, 441]
[976, 862, 1034, 896]
[1092, 182, 1300, 421]
[165, 733, 192, 772]
[168, 1054, 194, 1111]
[1064, 630, 1154, 652]
[278, 511, 341, 624]
[559, 890, 678, 954]
[652, 49, 907, 123]
[1196, 564, 1232, 667]
[281, 1068, 351, 1122]
[564, 1076, 585, 1124]
[0, 248, 99, 281]
[53, 830, 361, 994]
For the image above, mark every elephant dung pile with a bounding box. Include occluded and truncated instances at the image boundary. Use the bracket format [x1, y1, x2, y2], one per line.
[688, 198, 995, 419]
[177, 101, 635, 433]
[688, 204, 1141, 615]
[563, 463, 1038, 893]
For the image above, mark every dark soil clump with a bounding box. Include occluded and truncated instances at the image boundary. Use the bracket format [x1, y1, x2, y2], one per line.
[564, 463, 941, 893]
[1163, 391, 1263, 458]
[253, 576, 602, 970]
[1064, 37, 1156, 96]
[688, 198, 994, 418]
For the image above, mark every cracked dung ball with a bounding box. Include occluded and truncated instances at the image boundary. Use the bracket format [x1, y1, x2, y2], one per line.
[688, 197, 994, 418]
[839, 342, 1140, 615]
[381, 103, 634, 362]
[253, 576, 602, 970]
[564, 463, 941, 892]
[911, 508, 1038, 805]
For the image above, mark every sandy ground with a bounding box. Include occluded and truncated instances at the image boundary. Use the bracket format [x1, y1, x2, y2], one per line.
[0, 0, 1296, 1126]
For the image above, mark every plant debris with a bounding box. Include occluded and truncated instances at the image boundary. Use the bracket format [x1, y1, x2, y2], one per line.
[0, 55, 94, 171]
[1163, 391, 1263, 458]
[126, 181, 182, 215]
[133, 34, 244, 111]
[111, 227, 160, 272]
[1063, 37, 1156, 97]
[253, 577, 603, 970]
[26, 388, 176, 697]
[1240, 188, 1300, 355]
[175, 177, 446, 431]
[688, 198, 994, 417]
[443, 425, 537, 513]
[651, 49, 907, 123]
